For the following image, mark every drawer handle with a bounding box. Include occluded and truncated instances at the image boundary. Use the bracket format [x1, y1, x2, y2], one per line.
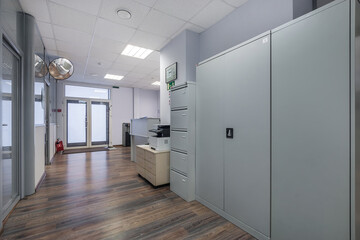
[181, 114, 187, 116]
[182, 136, 186, 138]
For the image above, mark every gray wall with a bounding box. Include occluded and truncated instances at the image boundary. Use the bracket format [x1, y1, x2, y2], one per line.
[293, 0, 314, 19]
[199, 0, 293, 61]
[160, 30, 199, 124]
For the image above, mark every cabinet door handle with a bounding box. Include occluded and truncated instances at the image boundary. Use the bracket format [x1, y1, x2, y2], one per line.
[2, 124, 8, 127]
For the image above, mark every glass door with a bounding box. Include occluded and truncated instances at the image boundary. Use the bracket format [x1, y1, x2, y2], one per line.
[66, 100, 87, 147]
[2, 40, 20, 219]
[91, 101, 109, 145]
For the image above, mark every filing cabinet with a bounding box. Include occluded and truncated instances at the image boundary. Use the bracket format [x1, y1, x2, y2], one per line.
[170, 82, 196, 202]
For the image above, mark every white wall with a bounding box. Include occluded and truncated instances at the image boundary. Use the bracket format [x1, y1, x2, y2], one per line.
[134, 88, 160, 119]
[35, 125, 45, 187]
[111, 87, 134, 145]
[57, 81, 160, 146]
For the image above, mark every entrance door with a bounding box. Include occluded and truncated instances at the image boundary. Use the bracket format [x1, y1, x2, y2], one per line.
[66, 99, 109, 148]
[66, 100, 87, 147]
[1, 40, 20, 219]
[91, 101, 109, 145]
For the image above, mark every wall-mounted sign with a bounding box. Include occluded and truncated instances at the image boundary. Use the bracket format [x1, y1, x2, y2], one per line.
[167, 80, 175, 90]
[165, 62, 177, 83]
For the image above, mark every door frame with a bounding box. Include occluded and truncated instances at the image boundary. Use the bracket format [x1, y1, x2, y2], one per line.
[1, 34, 23, 221]
[64, 97, 111, 149]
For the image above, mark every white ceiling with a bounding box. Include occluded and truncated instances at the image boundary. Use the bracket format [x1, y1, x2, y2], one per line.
[19, 0, 248, 90]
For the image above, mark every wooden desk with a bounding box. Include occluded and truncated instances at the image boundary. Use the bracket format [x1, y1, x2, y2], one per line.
[136, 145, 170, 186]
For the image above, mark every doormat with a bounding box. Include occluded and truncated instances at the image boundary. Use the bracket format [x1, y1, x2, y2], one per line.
[62, 147, 109, 154]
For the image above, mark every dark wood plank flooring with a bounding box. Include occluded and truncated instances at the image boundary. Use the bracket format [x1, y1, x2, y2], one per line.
[1, 147, 255, 240]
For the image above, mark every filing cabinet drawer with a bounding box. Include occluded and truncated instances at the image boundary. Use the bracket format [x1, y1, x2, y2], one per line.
[171, 87, 188, 109]
[170, 131, 188, 153]
[145, 160, 156, 175]
[136, 147, 145, 159]
[170, 151, 188, 175]
[171, 110, 188, 130]
[145, 151, 156, 165]
[170, 170, 189, 200]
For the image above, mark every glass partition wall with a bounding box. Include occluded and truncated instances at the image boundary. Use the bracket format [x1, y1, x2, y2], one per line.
[1, 40, 20, 219]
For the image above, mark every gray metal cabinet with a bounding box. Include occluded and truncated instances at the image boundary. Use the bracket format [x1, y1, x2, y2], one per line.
[196, 56, 225, 210]
[170, 82, 196, 202]
[223, 35, 270, 238]
[196, 33, 271, 239]
[271, 1, 350, 239]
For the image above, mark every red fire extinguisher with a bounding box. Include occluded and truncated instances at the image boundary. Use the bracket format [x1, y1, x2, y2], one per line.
[56, 138, 64, 153]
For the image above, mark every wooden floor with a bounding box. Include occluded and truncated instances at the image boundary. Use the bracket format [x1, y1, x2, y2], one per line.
[1, 147, 255, 240]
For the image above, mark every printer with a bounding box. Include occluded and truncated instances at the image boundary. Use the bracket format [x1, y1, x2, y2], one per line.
[149, 124, 170, 151]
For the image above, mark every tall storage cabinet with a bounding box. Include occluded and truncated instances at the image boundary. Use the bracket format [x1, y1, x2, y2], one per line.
[196, 33, 271, 240]
[170, 82, 196, 202]
[271, 1, 350, 239]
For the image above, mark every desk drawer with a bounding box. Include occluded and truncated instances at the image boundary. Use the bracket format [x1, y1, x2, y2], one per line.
[171, 131, 188, 153]
[137, 156, 145, 167]
[145, 160, 156, 175]
[145, 151, 156, 165]
[170, 151, 188, 175]
[171, 110, 188, 130]
[146, 170, 156, 186]
[136, 147, 145, 159]
[137, 165, 145, 177]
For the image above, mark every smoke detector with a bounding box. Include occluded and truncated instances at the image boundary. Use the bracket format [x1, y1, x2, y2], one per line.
[117, 9, 131, 20]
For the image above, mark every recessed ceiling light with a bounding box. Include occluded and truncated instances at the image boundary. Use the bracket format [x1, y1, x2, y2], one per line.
[117, 9, 131, 19]
[122, 44, 153, 59]
[152, 81, 160, 86]
[104, 74, 124, 81]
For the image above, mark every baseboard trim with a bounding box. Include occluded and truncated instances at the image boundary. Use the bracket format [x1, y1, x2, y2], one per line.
[196, 196, 270, 240]
[35, 172, 47, 192]
[1, 200, 20, 236]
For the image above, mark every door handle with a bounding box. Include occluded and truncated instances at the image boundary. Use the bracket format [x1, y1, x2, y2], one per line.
[2, 124, 8, 127]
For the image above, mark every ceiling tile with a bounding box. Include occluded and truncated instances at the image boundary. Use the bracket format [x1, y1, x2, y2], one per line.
[42, 37, 57, 50]
[94, 18, 136, 43]
[171, 22, 204, 39]
[139, 9, 186, 38]
[19, 0, 51, 22]
[92, 36, 126, 54]
[46, 49, 58, 56]
[56, 40, 90, 57]
[129, 30, 168, 50]
[132, 63, 159, 75]
[223, 0, 248, 7]
[48, 2, 97, 34]
[36, 21, 54, 39]
[49, 0, 102, 15]
[133, 0, 157, 7]
[89, 47, 119, 62]
[153, 0, 211, 21]
[53, 25, 92, 45]
[115, 55, 143, 66]
[87, 57, 114, 69]
[146, 51, 160, 62]
[190, 0, 234, 29]
[111, 62, 137, 72]
[99, 0, 150, 29]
